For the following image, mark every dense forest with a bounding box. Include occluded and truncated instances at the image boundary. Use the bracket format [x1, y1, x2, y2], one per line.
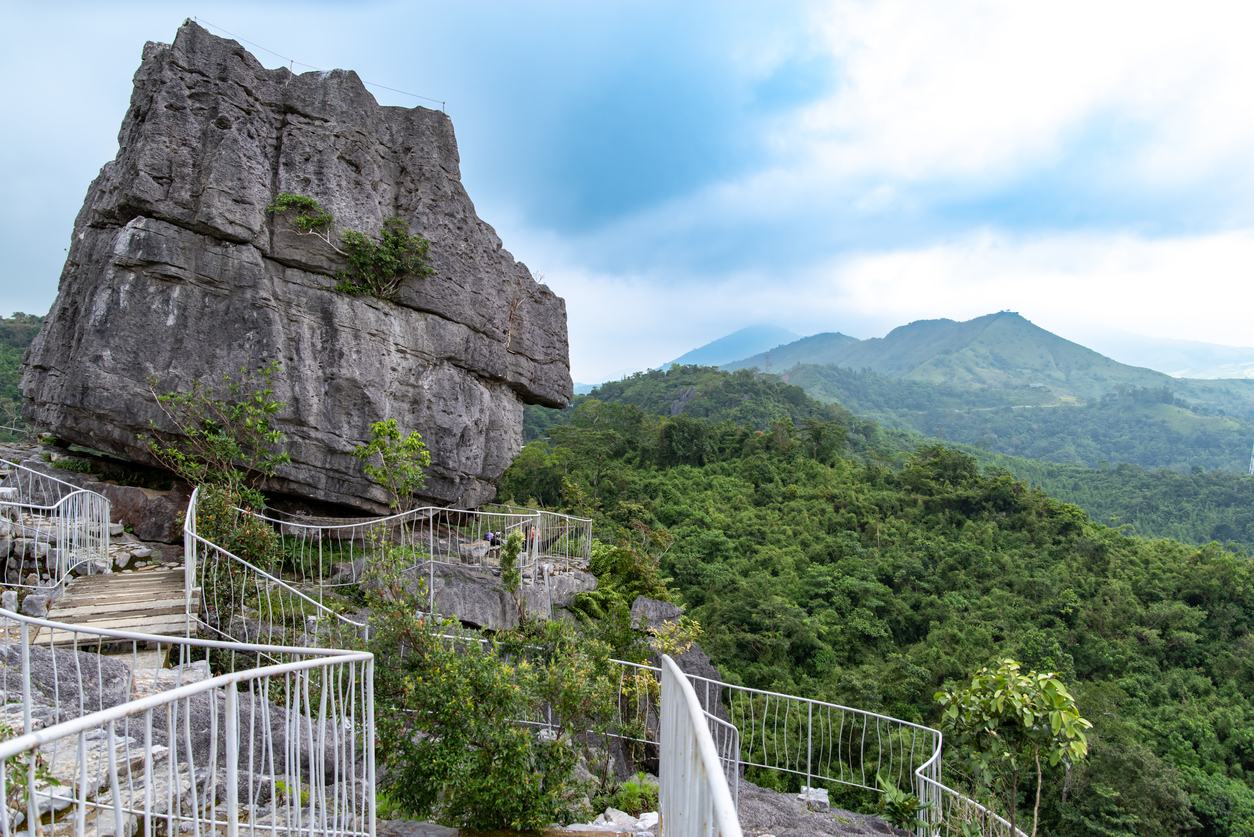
[981, 456, 1254, 551]
[507, 366, 1254, 835]
[787, 363, 1254, 473]
[0, 313, 40, 432]
[527, 365, 1254, 554]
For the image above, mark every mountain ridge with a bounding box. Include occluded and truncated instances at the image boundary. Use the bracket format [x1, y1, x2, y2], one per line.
[723, 311, 1254, 410]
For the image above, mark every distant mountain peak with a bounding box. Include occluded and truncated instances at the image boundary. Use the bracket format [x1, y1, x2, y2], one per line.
[667, 324, 803, 368]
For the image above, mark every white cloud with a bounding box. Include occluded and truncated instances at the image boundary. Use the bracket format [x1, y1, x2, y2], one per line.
[547, 228, 1254, 380]
[790, 0, 1254, 187]
[807, 229, 1254, 346]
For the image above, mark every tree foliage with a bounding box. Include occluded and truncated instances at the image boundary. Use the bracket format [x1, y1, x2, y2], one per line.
[351, 418, 430, 510]
[351, 547, 618, 829]
[937, 659, 1092, 836]
[145, 361, 290, 506]
[501, 367, 1254, 835]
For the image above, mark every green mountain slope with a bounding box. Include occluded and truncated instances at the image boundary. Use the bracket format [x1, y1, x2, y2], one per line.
[666, 324, 801, 368]
[722, 330, 862, 372]
[525, 364, 1254, 553]
[787, 363, 1254, 473]
[727, 311, 1254, 412]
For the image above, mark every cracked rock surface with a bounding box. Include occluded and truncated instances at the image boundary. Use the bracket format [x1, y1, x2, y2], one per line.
[22, 21, 571, 511]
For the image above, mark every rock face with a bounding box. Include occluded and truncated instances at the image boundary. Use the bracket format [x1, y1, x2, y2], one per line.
[22, 21, 572, 511]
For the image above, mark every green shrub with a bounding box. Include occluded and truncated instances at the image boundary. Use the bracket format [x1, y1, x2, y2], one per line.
[594, 773, 658, 817]
[341, 544, 604, 829]
[267, 193, 432, 302]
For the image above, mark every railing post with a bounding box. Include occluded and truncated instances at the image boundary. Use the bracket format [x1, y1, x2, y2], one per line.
[807, 701, 813, 795]
[225, 684, 239, 837]
[366, 656, 377, 837]
[184, 487, 197, 638]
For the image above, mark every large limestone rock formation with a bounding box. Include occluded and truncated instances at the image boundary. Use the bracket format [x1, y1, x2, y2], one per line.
[22, 22, 571, 511]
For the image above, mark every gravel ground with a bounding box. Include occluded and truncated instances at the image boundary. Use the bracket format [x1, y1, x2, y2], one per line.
[378, 780, 900, 837]
[736, 779, 900, 837]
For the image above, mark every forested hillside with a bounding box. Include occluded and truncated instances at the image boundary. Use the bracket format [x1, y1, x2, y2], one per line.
[787, 363, 1254, 473]
[505, 368, 1254, 836]
[984, 455, 1254, 549]
[0, 312, 41, 429]
[527, 365, 1254, 553]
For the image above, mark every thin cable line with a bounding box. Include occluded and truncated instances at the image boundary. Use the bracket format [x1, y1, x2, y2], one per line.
[192, 16, 446, 110]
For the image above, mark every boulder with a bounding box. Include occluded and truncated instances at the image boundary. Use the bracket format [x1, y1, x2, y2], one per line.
[98, 484, 191, 544]
[19, 594, 47, 618]
[630, 595, 684, 631]
[22, 21, 572, 512]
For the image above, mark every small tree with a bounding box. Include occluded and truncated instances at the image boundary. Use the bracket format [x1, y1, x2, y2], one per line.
[336, 218, 433, 300]
[145, 363, 290, 590]
[499, 530, 525, 624]
[267, 193, 433, 301]
[350, 545, 604, 828]
[145, 361, 290, 506]
[352, 419, 431, 510]
[936, 658, 1092, 837]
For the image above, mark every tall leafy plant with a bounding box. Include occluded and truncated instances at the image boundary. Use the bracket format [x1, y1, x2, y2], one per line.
[936, 658, 1092, 837]
[145, 363, 289, 582]
[351, 418, 430, 511]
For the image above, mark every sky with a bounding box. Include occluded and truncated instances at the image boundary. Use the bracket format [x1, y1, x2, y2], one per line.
[4, 1, 1254, 382]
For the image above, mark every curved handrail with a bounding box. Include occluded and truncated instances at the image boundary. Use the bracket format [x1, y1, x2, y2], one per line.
[659, 654, 742, 837]
[0, 458, 111, 587]
[0, 607, 375, 837]
[183, 486, 365, 645]
[0, 614, 372, 760]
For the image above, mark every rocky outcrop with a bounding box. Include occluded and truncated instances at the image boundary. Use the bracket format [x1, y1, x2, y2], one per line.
[22, 21, 571, 511]
[400, 562, 596, 631]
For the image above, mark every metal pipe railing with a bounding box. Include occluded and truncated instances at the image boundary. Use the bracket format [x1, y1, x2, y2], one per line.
[658, 654, 742, 837]
[183, 487, 367, 647]
[0, 608, 375, 837]
[0, 458, 111, 589]
[609, 658, 1023, 836]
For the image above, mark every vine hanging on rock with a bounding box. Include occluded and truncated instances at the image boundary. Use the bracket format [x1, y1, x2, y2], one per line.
[266, 193, 433, 302]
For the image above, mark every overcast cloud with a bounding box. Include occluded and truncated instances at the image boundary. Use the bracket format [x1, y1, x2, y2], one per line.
[3, 1, 1253, 381]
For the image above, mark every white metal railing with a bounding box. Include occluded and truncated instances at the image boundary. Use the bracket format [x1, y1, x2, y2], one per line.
[0, 459, 111, 590]
[184, 486, 367, 647]
[0, 608, 374, 837]
[180, 487, 1013, 835]
[611, 659, 1021, 837]
[659, 654, 742, 837]
[183, 489, 592, 627]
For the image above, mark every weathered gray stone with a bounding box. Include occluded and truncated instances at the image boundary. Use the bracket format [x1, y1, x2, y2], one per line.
[458, 540, 490, 565]
[99, 483, 190, 544]
[22, 21, 572, 512]
[1, 590, 16, 612]
[545, 568, 598, 609]
[735, 778, 893, 836]
[20, 593, 48, 618]
[630, 595, 684, 631]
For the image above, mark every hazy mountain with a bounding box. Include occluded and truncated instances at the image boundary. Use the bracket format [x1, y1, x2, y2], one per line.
[666, 324, 802, 369]
[1075, 330, 1254, 379]
[721, 331, 861, 373]
[725, 311, 1254, 410]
